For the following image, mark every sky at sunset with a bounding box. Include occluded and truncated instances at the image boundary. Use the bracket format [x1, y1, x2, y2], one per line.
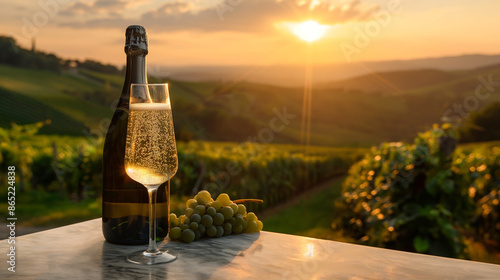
[2, 0, 500, 67]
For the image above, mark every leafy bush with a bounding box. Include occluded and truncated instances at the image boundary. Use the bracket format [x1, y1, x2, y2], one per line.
[31, 152, 58, 190]
[454, 145, 500, 243]
[337, 124, 473, 258]
[0, 122, 103, 201]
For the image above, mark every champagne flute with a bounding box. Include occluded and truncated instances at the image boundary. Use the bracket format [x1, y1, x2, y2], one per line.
[124, 83, 178, 265]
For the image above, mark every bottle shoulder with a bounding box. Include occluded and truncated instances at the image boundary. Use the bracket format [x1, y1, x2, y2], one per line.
[104, 109, 128, 137]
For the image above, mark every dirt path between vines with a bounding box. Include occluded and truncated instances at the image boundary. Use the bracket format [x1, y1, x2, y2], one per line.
[257, 175, 344, 220]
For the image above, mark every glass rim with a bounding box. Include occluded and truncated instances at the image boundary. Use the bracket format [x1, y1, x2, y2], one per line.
[129, 83, 170, 105]
[131, 83, 168, 86]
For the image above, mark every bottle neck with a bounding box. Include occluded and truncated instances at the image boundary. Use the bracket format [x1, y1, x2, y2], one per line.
[119, 53, 147, 108]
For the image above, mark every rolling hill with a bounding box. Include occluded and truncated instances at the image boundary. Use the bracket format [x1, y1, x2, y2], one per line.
[0, 65, 111, 130]
[162, 54, 500, 87]
[1, 54, 500, 145]
[0, 86, 87, 135]
[323, 69, 460, 94]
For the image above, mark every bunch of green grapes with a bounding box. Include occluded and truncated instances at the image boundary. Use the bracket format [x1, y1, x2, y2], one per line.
[168, 190, 264, 243]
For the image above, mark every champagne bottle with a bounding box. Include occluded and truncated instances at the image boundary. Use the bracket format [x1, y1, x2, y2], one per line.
[102, 25, 169, 244]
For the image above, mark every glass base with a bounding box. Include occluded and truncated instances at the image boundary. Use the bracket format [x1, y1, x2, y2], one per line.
[126, 249, 178, 265]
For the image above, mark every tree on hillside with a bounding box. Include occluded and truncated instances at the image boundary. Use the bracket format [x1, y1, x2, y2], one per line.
[77, 59, 122, 75]
[0, 36, 122, 74]
[0, 36, 61, 72]
[459, 102, 500, 143]
[0, 36, 21, 65]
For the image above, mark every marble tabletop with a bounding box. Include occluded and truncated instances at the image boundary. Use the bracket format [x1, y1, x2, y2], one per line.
[1, 218, 500, 280]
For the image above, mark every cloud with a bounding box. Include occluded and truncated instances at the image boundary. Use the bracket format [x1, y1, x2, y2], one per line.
[58, 0, 379, 32]
[155, 1, 194, 15]
[59, 0, 128, 17]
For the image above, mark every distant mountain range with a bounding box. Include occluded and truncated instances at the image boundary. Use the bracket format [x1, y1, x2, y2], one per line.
[160, 54, 500, 87]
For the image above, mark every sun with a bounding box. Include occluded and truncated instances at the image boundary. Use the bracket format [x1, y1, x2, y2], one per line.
[291, 20, 329, 42]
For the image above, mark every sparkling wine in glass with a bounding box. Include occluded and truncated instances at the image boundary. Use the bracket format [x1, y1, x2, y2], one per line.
[124, 83, 178, 265]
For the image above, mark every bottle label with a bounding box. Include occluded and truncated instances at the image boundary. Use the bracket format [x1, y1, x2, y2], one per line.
[102, 202, 168, 218]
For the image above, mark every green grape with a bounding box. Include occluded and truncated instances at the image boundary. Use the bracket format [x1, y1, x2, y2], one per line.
[242, 221, 248, 231]
[201, 214, 213, 227]
[216, 193, 231, 207]
[194, 205, 206, 215]
[181, 229, 195, 243]
[179, 214, 187, 224]
[220, 206, 234, 220]
[213, 213, 224, 226]
[206, 226, 217, 237]
[198, 224, 206, 234]
[170, 213, 179, 227]
[237, 204, 246, 215]
[190, 222, 199, 231]
[184, 217, 191, 225]
[245, 221, 258, 233]
[229, 203, 238, 213]
[196, 190, 213, 205]
[195, 231, 201, 241]
[256, 220, 263, 232]
[215, 226, 224, 237]
[228, 217, 236, 226]
[235, 215, 244, 225]
[233, 224, 243, 234]
[181, 224, 190, 231]
[169, 227, 182, 240]
[191, 213, 201, 224]
[211, 201, 222, 211]
[207, 207, 217, 217]
[224, 222, 232, 231]
[186, 199, 198, 209]
[185, 208, 194, 218]
[246, 212, 257, 222]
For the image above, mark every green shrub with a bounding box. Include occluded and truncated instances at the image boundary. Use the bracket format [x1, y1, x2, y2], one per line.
[455, 146, 500, 242]
[337, 124, 473, 258]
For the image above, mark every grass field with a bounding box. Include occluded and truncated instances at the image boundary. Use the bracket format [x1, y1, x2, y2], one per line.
[263, 176, 346, 238]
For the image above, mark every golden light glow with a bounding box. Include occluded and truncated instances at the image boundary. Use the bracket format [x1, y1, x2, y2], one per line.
[305, 243, 315, 258]
[291, 20, 329, 42]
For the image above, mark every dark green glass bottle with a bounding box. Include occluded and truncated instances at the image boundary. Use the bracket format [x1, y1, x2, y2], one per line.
[102, 25, 169, 244]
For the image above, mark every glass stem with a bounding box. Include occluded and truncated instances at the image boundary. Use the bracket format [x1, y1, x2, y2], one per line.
[146, 186, 159, 254]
